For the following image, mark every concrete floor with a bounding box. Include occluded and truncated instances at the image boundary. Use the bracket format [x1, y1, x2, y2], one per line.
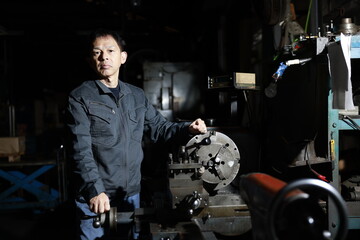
[0, 201, 76, 240]
[0, 202, 359, 240]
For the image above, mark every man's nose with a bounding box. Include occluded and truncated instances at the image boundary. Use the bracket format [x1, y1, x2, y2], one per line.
[99, 52, 109, 61]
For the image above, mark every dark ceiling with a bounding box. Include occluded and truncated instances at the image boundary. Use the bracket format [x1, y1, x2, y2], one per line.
[0, 0, 258, 101]
[0, 0, 239, 32]
[1, 0, 357, 103]
[1, 0, 359, 145]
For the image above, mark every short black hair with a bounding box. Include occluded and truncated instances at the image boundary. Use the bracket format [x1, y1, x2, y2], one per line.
[87, 28, 126, 52]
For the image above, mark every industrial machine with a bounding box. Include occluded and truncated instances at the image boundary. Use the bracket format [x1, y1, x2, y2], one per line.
[88, 132, 349, 240]
[160, 130, 251, 238]
[240, 173, 348, 240]
[88, 130, 251, 239]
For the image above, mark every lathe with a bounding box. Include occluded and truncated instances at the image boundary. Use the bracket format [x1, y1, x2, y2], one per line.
[88, 131, 348, 240]
[88, 130, 251, 239]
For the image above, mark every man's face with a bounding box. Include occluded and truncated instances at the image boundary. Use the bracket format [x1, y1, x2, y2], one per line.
[90, 35, 127, 80]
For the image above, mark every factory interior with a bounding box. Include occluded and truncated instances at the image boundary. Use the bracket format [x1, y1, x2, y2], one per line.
[1, 0, 360, 239]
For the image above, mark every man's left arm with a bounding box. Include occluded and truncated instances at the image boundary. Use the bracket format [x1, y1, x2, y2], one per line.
[144, 98, 207, 143]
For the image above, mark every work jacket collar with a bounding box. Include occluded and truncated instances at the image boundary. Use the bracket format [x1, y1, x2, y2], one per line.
[95, 79, 131, 99]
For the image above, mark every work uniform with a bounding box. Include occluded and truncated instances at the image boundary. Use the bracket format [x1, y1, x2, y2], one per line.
[66, 79, 190, 239]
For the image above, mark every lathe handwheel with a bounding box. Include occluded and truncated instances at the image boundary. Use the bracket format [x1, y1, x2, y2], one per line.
[268, 179, 348, 240]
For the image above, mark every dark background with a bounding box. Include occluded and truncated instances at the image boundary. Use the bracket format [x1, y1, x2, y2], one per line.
[1, 0, 360, 239]
[0, 0, 258, 101]
[1, 0, 357, 162]
[1, 0, 360, 190]
[0, 0, 261, 145]
[1, 0, 360, 189]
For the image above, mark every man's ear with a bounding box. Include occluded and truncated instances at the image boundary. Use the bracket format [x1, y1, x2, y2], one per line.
[120, 51, 127, 64]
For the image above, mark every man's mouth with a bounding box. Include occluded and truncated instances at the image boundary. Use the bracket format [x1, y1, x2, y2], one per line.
[100, 64, 111, 69]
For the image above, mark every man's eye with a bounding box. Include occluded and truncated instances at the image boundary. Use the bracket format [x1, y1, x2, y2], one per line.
[93, 51, 100, 55]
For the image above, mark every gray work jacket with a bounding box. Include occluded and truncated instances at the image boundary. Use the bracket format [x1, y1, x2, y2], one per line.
[66, 80, 189, 201]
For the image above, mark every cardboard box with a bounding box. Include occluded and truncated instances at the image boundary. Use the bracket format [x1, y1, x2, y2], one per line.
[0, 137, 26, 155]
[234, 72, 257, 89]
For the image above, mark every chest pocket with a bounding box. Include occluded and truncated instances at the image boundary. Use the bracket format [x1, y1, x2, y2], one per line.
[128, 107, 145, 142]
[88, 102, 116, 145]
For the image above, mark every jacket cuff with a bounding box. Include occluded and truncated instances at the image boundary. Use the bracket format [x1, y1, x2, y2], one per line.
[180, 122, 195, 140]
[82, 181, 106, 202]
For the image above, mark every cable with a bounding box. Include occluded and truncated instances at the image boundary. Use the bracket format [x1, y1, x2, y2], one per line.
[265, 58, 312, 98]
[304, 0, 313, 34]
[340, 115, 360, 131]
[304, 141, 329, 182]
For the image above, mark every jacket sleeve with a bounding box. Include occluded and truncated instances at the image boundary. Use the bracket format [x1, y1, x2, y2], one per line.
[143, 97, 191, 144]
[65, 95, 106, 202]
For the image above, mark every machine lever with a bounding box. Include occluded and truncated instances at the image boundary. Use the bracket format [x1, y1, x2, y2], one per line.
[82, 214, 104, 228]
[185, 137, 211, 150]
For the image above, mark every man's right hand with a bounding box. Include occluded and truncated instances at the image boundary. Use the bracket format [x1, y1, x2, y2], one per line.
[89, 192, 110, 214]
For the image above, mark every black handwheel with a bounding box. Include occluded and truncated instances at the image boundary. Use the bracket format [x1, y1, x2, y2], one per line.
[108, 207, 118, 232]
[268, 179, 348, 240]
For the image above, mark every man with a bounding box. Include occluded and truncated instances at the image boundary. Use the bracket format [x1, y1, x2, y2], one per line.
[65, 28, 207, 239]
